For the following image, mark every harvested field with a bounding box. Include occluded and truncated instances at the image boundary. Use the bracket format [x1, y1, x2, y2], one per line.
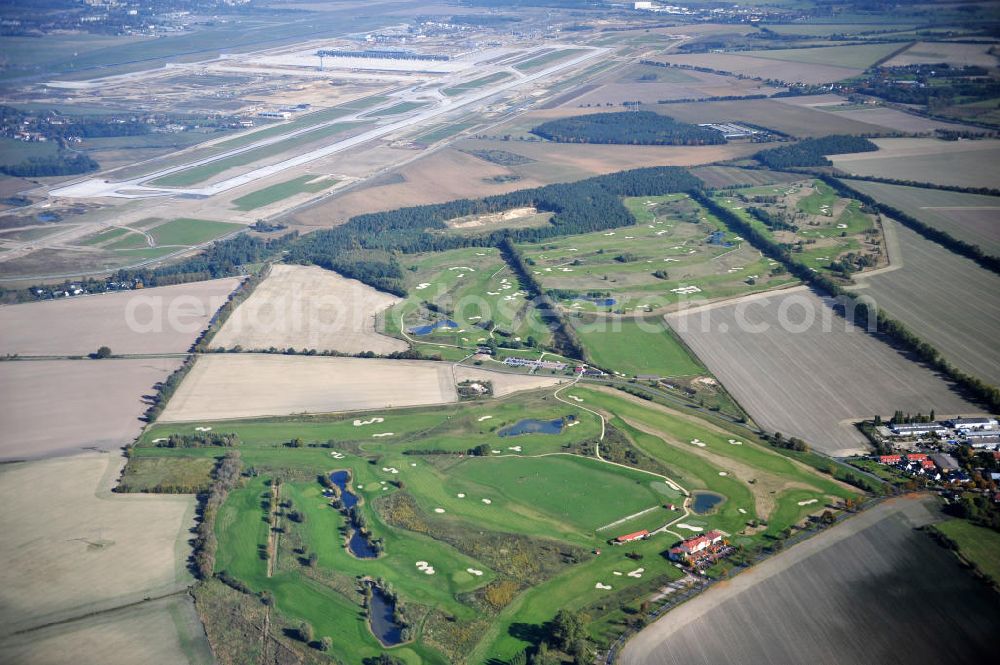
[845, 180, 1000, 255]
[850, 219, 1000, 385]
[566, 66, 776, 106]
[651, 99, 891, 138]
[0, 452, 195, 635]
[665, 288, 978, 456]
[830, 138, 1000, 189]
[0, 358, 182, 460]
[689, 166, 801, 189]
[620, 497, 1000, 665]
[0, 278, 240, 356]
[656, 53, 862, 85]
[884, 41, 1000, 68]
[0, 594, 213, 665]
[819, 106, 977, 133]
[453, 365, 564, 396]
[210, 265, 407, 355]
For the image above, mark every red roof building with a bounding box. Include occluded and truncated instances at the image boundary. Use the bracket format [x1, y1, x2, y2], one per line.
[615, 530, 649, 544]
[907, 453, 928, 462]
[668, 530, 726, 562]
[921, 459, 936, 469]
[878, 454, 902, 464]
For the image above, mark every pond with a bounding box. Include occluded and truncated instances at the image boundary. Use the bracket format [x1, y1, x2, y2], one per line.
[367, 582, 405, 647]
[577, 296, 616, 307]
[498, 417, 570, 437]
[328, 471, 377, 558]
[407, 319, 459, 336]
[691, 491, 725, 515]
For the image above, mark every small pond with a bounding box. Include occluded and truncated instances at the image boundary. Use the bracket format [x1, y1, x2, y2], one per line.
[691, 491, 725, 515]
[329, 471, 377, 558]
[576, 296, 616, 307]
[367, 582, 405, 647]
[498, 416, 571, 437]
[407, 319, 459, 336]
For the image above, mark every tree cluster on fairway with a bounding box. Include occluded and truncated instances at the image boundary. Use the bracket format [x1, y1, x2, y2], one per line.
[754, 135, 878, 169]
[287, 166, 702, 296]
[530, 111, 725, 146]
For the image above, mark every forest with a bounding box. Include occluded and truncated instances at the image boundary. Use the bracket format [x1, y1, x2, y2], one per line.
[530, 111, 725, 146]
[754, 135, 878, 169]
[0, 152, 98, 177]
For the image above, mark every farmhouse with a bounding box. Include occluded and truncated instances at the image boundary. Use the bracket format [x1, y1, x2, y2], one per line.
[948, 417, 998, 431]
[668, 530, 727, 565]
[614, 530, 650, 544]
[878, 454, 903, 464]
[890, 422, 949, 437]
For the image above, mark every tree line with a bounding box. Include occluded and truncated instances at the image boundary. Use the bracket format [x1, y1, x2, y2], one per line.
[0, 152, 98, 177]
[530, 111, 725, 146]
[753, 135, 879, 169]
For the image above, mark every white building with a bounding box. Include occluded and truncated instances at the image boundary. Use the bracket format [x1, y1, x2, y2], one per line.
[889, 422, 948, 437]
[950, 417, 998, 431]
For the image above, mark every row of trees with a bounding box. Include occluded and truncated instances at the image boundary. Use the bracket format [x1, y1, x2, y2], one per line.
[155, 432, 240, 448]
[530, 111, 726, 146]
[0, 152, 98, 177]
[753, 135, 879, 169]
[191, 451, 242, 579]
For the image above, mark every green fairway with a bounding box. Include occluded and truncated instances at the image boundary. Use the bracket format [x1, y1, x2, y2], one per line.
[149, 218, 243, 246]
[935, 519, 1000, 583]
[231, 175, 337, 211]
[573, 317, 705, 377]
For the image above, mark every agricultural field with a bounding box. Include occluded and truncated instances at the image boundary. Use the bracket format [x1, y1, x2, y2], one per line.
[620, 497, 1000, 665]
[934, 519, 1000, 583]
[665, 288, 980, 456]
[148, 218, 243, 246]
[849, 219, 1000, 386]
[131, 381, 859, 664]
[571, 317, 705, 379]
[564, 64, 777, 106]
[689, 165, 801, 189]
[657, 52, 865, 85]
[829, 138, 1000, 189]
[0, 358, 183, 460]
[211, 265, 408, 355]
[0, 277, 241, 356]
[442, 72, 512, 96]
[157, 354, 559, 422]
[513, 48, 585, 72]
[883, 41, 1000, 68]
[711, 179, 885, 277]
[517, 194, 797, 314]
[231, 174, 338, 211]
[0, 452, 196, 635]
[385, 245, 556, 351]
[845, 180, 1000, 255]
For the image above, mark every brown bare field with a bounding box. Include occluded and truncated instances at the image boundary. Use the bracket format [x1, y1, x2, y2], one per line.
[0, 278, 241, 356]
[657, 53, 862, 84]
[0, 358, 182, 460]
[850, 219, 1000, 386]
[846, 180, 1000, 255]
[292, 140, 759, 228]
[0, 452, 195, 635]
[822, 106, 979, 133]
[566, 65, 778, 106]
[664, 288, 979, 456]
[454, 365, 565, 396]
[0, 595, 213, 665]
[210, 265, 408, 355]
[620, 496, 1000, 665]
[830, 138, 1000, 188]
[690, 165, 801, 189]
[159, 354, 460, 421]
[651, 99, 891, 137]
[884, 41, 1000, 68]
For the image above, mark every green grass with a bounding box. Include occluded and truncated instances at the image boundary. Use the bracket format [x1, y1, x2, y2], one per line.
[117, 456, 216, 493]
[231, 175, 336, 211]
[741, 42, 904, 69]
[105, 229, 150, 250]
[573, 317, 705, 378]
[935, 519, 1000, 583]
[363, 101, 427, 118]
[149, 218, 243, 246]
[513, 48, 584, 72]
[150, 122, 361, 187]
[80, 226, 133, 246]
[0, 137, 59, 167]
[414, 120, 478, 143]
[442, 72, 512, 97]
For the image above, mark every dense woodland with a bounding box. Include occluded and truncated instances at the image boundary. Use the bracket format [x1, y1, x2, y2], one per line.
[530, 111, 725, 146]
[286, 166, 703, 295]
[754, 135, 878, 169]
[0, 152, 98, 177]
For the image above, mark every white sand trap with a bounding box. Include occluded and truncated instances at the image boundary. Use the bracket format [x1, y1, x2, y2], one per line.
[568, 395, 584, 402]
[416, 283, 431, 290]
[491, 449, 501, 454]
[482, 498, 492, 504]
[627, 567, 645, 578]
[689, 439, 706, 448]
[382, 486, 389, 491]
[424, 567, 435, 575]
[410, 463, 417, 467]
[604, 232, 616, 236]
[372, 433, 395, 438]
[476, 252, 486, 256]
[728, 439, 743, 445]
[330, 452, 345, 459]
[354, 417, 385, 427]
[508, 446, 522, 452]
[450, 266, 475, 271]
[613, 571, 623, 576]
[194, 426, 213, 432]
[478, 415, 493, 422]
[456, 274, 465, 278]
[416, 561, 428, 567]
[719, 472, 728, 476]
[467, 568, 484, 576]
[568, 421, 579, 427]
[596, 583, 613, 590]
[738, 508, 747, 514]
[677, 523, 703, 532]
[357, 484, 364, 489]
[457, 493, 466, 498]
[151, 438, 167, 443]
[468, 316, 482, 321]
[487, 291, 500, 295]
[381, 467, 399, 474]
[434, 508, 446, 513]
[797, 499, 819, 507]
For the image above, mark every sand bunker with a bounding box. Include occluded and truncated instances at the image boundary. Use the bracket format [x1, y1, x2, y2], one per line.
[354, 417, 385, 427]
[467, 568, 484, 576]
[798, 499, 819, 507]
[482, 498, 492, 504]
[434, 508, 446, 513]
[478, 415, 493, 422]
[372, 433, 395, 438]
[628, 567, 645, 579]
[677, 524, 704, 532]
[415, 561, 436, 575]
[596, 583, 613, 590]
